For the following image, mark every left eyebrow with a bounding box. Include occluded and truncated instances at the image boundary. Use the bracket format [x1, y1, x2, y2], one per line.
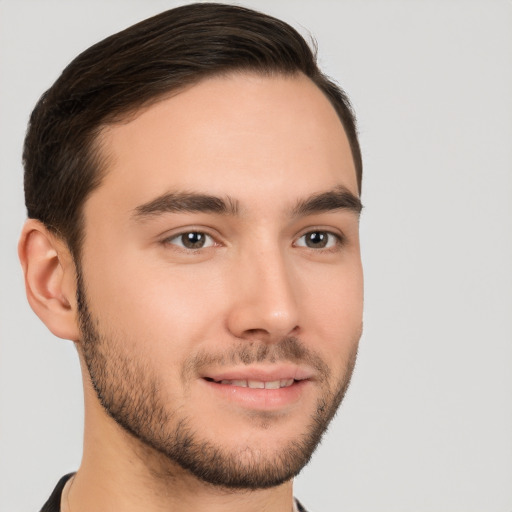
[291, 186, 363, 217]
[132, 191, 240, 221]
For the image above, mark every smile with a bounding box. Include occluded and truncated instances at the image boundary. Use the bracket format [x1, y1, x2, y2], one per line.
[205, 378, 296, 389]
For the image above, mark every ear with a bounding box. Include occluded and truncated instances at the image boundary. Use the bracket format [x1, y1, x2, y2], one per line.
[18, 219, 80, 341]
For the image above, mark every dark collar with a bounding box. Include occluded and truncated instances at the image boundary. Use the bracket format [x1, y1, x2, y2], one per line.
[39, 473, 74, 512]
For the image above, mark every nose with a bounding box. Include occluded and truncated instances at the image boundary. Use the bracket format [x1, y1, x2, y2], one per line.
[226, 247, 300, 343]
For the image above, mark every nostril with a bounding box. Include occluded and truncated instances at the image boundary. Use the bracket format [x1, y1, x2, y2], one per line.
[246, 328, 268, 336]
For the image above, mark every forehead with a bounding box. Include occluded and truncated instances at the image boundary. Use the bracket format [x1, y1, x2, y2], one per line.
[87, 72, 357, 219]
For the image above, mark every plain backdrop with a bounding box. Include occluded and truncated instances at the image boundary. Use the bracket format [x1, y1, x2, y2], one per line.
[1, 1, 511, 511]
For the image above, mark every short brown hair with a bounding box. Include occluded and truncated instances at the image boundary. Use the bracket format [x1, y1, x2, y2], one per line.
[23, 2, 362, 260]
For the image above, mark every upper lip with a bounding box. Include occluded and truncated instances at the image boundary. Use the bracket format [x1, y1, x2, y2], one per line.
[201, 364, 314, 383]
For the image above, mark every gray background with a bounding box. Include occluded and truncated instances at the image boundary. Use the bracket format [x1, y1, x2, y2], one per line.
[1, 1, 511, 511]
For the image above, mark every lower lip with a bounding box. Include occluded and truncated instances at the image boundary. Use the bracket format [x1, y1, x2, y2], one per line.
[201, 379, 309, 411]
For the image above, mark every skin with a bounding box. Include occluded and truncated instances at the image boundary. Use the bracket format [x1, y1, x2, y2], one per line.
[19, 72, 363, 512]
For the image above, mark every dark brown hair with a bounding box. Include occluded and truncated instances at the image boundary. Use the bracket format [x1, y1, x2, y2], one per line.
[23, 2, 362, 260]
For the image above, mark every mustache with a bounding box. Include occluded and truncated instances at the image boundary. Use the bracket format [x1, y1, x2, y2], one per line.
[183, 337, 331, 380]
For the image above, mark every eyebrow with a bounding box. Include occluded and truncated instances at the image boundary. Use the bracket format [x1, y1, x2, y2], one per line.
[132, 192, 240, 220]
[291, 186, 363, 217]
[132, 185, 362, 222]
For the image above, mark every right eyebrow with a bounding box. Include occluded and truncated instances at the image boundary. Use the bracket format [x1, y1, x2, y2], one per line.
[131, 191, 240, 221]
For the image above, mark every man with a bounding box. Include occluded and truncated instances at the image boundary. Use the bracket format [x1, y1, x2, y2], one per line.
[18, 3, 363, 511]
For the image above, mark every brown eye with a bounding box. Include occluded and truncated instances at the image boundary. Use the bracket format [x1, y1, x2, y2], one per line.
[305, 231, 327, 248]
[167, 231, 214, 249]
[296, 231, 339, 249]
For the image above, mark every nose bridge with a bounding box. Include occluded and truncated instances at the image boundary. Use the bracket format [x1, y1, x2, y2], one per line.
[227, 238, 300, 340]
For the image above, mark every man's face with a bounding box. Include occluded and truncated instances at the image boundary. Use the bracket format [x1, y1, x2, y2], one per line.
[77, 72, 363, 488]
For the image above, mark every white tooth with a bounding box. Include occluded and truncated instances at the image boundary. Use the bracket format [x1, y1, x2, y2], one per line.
[265, 380, 280, 389]
[221, 380, 231, 385]
[248, 380, 265, 389]
[280, 379, 294, 388]
[232, 380, 248, 387]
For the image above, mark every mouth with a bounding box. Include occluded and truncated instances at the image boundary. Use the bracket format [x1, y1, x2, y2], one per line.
[200, 366, 313, 411]
[203, 377, 296, 389]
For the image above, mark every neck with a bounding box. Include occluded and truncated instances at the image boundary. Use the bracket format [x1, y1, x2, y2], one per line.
[65, 470, 294, 512]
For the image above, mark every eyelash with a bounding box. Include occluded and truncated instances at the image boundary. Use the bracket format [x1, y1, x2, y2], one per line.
[163, 228, 345, 255]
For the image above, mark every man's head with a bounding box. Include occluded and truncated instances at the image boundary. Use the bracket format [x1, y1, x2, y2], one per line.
[19, 3, 363, 491]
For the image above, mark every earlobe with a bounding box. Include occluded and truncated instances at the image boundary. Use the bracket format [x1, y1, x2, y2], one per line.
[18, 219, 80, 341]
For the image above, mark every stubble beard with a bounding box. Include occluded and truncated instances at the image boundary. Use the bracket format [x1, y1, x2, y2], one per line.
[76, 270, 359, 490]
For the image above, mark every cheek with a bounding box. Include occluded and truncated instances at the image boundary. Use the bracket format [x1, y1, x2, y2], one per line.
[82, 250, 227, 355]
[302, 261, 363, 354]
